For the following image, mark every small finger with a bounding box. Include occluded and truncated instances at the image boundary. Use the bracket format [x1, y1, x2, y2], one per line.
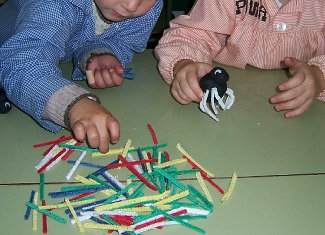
[97, 128, 109, 154]
[93, 69, 106, 88]
[85, 124, 100, 149]
[171, 83, 191, 104]
[72, 122, 87, 142]
[107, 117, 120, 144]
[100, 68, 114, 87]
[109, 69, 124, 86]
[284, 100, 311, 118]
[274, 96, 304, 112]
[278, 73, 304, 91]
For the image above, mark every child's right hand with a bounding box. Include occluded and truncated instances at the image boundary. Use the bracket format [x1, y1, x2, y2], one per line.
[270, 57, 325, 118]
[68, 97, 120, 153]
[172, 60, 214, 104]
[86, 54, 124, 89]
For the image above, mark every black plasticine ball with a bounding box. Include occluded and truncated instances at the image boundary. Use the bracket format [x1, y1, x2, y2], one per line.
[0, 88, 12, 114]
[199, 67, 229, 100]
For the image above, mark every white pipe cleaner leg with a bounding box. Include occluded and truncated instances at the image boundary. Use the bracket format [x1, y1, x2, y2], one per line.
[199, 88, 235, 122]
[224, 88, 235, 109]
[199, 89, 219, 122]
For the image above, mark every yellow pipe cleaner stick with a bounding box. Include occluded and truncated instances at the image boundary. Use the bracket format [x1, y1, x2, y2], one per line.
[32, 192, 38, 231]
[76, 174, 116, 195]
[116, 139, 132, 169]
[196, 172, 213, 202]
[158, 151, 162, 165]
[122, 139, 132, 157]
[95, 190, 170, 212]
[83, 223, 134, 231]
[153, 190, 190, 207]
[154, 158, 187, 169]
[127, 179, 134, 195]
[39, 198, 96, 210]
[117, 205, 172, 213]
[176, 143, 215, 177]
[220, 171, 238, 203]
[142, 150, 152, 173]
[74, 174, 98, 184]
[65, 198, 84, 232]
[74, 175, 116, 196]
[52, 138, 75, 153]
[91, 146, 135, 157]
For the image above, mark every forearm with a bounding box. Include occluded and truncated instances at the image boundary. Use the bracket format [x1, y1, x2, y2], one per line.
[155, 0, 234, 84]
[155, 27, 219, 84]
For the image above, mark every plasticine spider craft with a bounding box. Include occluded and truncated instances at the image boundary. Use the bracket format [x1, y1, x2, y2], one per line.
[0, 87, 12, 114]
[199, 67, 235, 121]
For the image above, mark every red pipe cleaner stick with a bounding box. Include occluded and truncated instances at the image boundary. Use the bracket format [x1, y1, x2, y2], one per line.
[41, 136, 73, 156]
[37, 149, 66, 174]
[33, 135, 74, 148]
[200, 171, 224, 195]
[147, 152, 152, 160]
[69, 191, 96, 201]
[42, 200, 48, 234]
[42, 143, 56, 157]
[110, 215, 134, 226]
[135, 209, 187, 230]
[183, 155, 210, 177]
[117, 155, 157, 191]
[163, 151, 170, 162]
[105, 159, 158, 170]
[183, 155, 224, 194]
[146, 124, 158, 144]
[61, 141, 82, 161]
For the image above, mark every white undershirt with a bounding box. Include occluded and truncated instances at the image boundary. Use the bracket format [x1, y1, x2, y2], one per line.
[92, 1, 111, 35]
[275, 0, 283, 7]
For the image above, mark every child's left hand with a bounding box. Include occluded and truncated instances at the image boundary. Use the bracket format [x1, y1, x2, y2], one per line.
[86, 54, 124, 89]
[68, 97, 120, 153]
[270, 57, 325, 118]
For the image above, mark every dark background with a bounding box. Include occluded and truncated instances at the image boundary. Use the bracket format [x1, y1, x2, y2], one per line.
[148, 0, 195, 48]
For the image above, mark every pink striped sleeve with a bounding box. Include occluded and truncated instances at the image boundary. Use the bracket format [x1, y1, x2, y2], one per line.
[308, 55, 325, 102]
[154, 0, 236, 84]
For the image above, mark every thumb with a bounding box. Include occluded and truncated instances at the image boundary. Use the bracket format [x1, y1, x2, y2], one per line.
[282, 57, 296, 67]
[283, 57, 302, 75]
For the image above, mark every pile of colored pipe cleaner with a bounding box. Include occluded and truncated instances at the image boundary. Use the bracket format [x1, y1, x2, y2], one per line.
[24, 124, 237, 234]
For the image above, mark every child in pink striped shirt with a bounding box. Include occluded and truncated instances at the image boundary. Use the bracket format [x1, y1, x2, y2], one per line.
[155, 0, 325, 118]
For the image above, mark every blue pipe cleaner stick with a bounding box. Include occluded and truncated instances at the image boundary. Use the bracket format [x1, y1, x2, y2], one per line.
[90, 216, 109, 224]
[122, 67, 135, 80]
[64, 198, 108, 214]
[24, 190, 36, 220]
[91, 159, 119, 177]
[48, 186, 111, 199]
[67, 160, 104, 169]
[136, 148, 148, 173]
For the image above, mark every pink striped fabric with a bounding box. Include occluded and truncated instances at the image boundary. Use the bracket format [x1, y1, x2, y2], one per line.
[155, 0, 325, 84]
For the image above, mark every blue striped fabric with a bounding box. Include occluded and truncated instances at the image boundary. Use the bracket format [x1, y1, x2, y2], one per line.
[0, 0, 163, 132]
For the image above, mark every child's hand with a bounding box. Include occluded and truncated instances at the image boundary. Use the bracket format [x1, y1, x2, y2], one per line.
[270, 57, 325, 118]
[86, 54, 124, 89]
[172, 60, 214, 104]
[68, 97, 120, 153]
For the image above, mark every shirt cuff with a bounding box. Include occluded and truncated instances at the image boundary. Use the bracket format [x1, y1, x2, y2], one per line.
[80, 48, 113, 73]
[307, 56, 325, 102]
[43, 84, 100, 129]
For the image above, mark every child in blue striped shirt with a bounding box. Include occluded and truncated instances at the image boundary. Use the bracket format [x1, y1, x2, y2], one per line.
[0, 0, 162, 153]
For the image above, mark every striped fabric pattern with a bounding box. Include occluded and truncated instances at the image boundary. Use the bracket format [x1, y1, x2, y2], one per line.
[0, 0, 163, 132]
[155, 0, 325, 84]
